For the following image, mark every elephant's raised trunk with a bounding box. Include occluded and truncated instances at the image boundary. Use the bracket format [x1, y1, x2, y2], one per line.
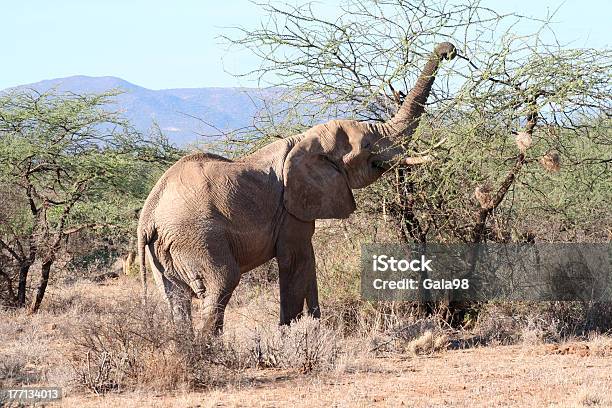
[380, 42, 456, 138]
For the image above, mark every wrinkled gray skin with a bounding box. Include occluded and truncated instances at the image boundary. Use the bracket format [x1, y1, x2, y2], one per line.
[138, 43, 456, 334]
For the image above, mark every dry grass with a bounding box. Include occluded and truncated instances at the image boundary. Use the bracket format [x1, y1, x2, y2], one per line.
[565, 378, 612, 408]
[55, 342, 612, 407]
[1, 275, 349, 396]
[587, 333, 612, 357]
[64, 297, 196, 394]
[406, 330, 450, 355]
[2, 271, 612, 406]
[237, 316, 341, 372]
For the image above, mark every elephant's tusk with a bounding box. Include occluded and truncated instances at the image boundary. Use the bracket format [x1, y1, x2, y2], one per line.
[404, 155, 434, 165]
[402, 137, 446, 165]
[413, 137, 447, 156]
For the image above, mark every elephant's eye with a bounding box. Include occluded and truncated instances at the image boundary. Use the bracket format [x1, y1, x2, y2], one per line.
[361, 141, 372, 150]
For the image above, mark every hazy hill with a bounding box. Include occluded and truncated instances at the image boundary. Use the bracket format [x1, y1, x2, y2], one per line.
[3, 76, 279, 145]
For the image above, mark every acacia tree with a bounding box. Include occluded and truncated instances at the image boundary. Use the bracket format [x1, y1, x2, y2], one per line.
[0, 89, 181, 311]
[226, 0, 611, 245]
[226, 0, 611, 323]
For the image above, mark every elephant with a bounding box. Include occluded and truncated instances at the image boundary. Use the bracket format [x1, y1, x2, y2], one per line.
[138, 42, 457, 334]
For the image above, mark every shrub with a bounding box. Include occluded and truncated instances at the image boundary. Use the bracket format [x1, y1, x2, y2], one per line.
[246, 316, 341, 373]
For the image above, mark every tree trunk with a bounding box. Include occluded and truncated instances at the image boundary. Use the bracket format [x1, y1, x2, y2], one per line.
[0, 266, 17, 305]
[392, 168, 434, 317]
[17, 261, 32, 307]
[397, 168, 427, 243]
[29, 258, 53, 313]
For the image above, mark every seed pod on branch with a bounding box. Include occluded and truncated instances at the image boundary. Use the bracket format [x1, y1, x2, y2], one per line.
[540, 150, 561, 173]
[514, 131, 532, 153]
[474, 184, 493, 209]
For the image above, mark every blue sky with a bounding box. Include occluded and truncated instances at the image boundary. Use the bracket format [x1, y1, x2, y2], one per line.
[2, 0, 610, 90]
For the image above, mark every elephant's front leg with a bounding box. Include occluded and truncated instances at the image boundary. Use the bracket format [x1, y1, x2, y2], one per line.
[276, 215, 318, 325]
[306, 269, 321, 319]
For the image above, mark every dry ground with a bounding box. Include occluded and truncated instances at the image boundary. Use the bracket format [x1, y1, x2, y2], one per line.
[59, 344, 612, 408]
[1, 275, 611, 408]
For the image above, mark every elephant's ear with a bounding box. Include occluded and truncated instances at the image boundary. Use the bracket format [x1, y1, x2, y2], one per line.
[283, 136, 356, 221]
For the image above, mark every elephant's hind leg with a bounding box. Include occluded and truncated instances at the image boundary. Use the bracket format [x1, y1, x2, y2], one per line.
[159, 274, 194, 339]
[199, 254, 240, 334]
[146, 243, 194, 337]
[201, 277, 239, 334]
[170, 243, 240, 335]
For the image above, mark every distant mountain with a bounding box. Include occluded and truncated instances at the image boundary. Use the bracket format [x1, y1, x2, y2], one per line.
[3, 76, 281, 146]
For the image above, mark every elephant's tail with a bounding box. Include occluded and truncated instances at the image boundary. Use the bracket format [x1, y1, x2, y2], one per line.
[138, 226, 149, 302]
